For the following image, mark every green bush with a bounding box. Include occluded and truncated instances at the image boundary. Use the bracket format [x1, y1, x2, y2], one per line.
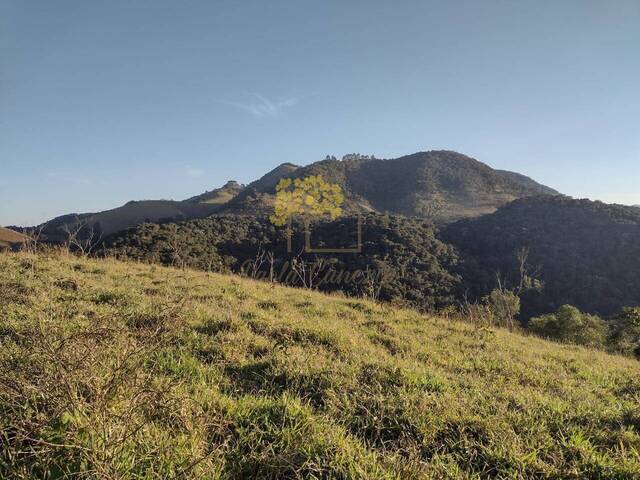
[609, 306, 640, 358]
[528, 305, 608, 348]
[485, 289, 521, 330]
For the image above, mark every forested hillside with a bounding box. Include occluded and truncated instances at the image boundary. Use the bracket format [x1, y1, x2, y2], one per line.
[103, 214, 461, 311]
[443, 196, 640, 318]
[102, 196, 640, 323]
[15, 152, 640, 324]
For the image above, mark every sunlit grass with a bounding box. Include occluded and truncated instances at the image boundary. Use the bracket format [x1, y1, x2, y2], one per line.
[1, 251, 639, 478]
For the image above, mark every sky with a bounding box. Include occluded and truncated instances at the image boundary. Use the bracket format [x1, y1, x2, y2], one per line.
[1, 0, 639, 226]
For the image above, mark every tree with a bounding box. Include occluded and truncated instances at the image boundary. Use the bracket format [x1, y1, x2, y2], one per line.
[528, 305, 607, 348]
[360, 260, 394, 301]
[485, 288, 521, 330]
[487, 247, 543, 329]
[290, 252, 327, 289]
[63, 218, 102, 256]
[341, 153, 375, 162]
[23, 224, 45, 254]
[164, 228, 185, 269]
[514, 247, 542, 295]
[415, 193, 445, 220]
[609, 307, 640, 358]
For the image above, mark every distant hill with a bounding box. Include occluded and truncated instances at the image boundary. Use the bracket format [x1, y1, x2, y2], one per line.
[443, 196, 640, 318]
[35, 200, 223, 243]
[31, 178, 247, 243]
[0, 227, 27, 249]
[218, 151, 559, 221]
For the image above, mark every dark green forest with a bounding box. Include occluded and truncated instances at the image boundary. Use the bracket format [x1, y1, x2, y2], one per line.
[102, 214, 462, 311]
[442, 196, 640, 319]
[101, 195, 640, 327]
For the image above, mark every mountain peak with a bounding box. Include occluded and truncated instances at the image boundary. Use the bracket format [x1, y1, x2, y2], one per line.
[185, 180, 245, 205]
[276, 162, 299, 169]
[213, 150, 559, 220]
[222, 180, 242, 188]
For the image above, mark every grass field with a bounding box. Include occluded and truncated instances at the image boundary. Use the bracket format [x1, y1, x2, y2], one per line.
[1, 252, 639, 478]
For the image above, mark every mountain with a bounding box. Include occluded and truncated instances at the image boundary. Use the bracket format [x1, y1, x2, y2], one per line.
[0, 227, 28, 249]
[184, 180, 245, 204]
[442, 195, 640, 318]
[2, 252, 639, 478]
[29, 150, 557, 243]
[218, 151, 559, 221]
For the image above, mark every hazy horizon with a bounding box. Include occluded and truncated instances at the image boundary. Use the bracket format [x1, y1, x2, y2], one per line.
[2, 0, 639, 226]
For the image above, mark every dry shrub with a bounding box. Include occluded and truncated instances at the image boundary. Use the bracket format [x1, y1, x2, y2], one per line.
[0, 301, 190, 478]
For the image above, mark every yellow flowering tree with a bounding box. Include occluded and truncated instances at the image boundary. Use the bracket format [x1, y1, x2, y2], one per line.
[270, 175, 344, 250]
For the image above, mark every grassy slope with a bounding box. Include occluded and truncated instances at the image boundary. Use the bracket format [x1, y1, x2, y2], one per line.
[83, 201, 222, 237]
[37, 202, 223, 244]
[0, 227, 27, 248]
[1, 253, 639, 479]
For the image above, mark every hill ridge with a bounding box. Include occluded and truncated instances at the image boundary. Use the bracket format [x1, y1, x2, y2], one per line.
[25, 150, 558, 238]
[218, 150, 558, 220]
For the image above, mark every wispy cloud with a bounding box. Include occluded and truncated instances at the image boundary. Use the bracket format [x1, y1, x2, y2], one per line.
[186, 167, 204, 178]
[217, 93, 303, 118]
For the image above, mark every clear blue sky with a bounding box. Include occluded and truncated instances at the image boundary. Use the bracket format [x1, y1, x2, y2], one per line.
[2, 0, 639, 226]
